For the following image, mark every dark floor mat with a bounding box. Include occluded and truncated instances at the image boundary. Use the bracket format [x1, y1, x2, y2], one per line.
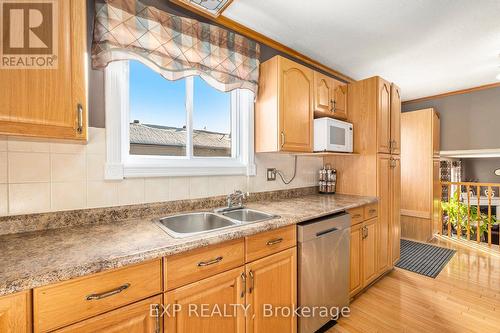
[395, 239, 456, 278]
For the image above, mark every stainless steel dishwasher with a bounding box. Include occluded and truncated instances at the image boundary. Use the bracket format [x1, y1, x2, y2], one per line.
[297, 212, 351, 333]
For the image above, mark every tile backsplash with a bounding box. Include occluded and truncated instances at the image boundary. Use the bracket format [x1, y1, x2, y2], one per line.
[0, 128, 322, 216]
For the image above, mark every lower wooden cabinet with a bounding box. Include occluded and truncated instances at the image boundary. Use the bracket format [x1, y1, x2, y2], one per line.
[54, 295, 162, 333]
[377, 154, 391, 274]
[0, 291, 31, 333]
[245, 248, 297, 333]
[164, 267, 246, 333]
[391, 157, 401, 265]
[349, 223, 363, 296]
[349, 217, 379, 297]
[34, 259, 162, 332]
[363, 218, 378, 285]
[164, 247, 297, 333]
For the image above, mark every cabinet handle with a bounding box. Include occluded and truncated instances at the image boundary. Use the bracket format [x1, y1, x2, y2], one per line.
[76, 103, 83, 134]
[198, 256, 223, 267]
[362, 226, 368, 240]
[240, 272, 246, 298]
[369, 209, 377, 214]
[352, 214, 362, 219]
[248, 270, 255, 294]
[86, 283, 130, 301]
[330, 99, 336, 112]
[281, 131, 285, 149]
[390, 158, 397, 168]
[266, 238, 283, 246]
[152, 304, 161, 333]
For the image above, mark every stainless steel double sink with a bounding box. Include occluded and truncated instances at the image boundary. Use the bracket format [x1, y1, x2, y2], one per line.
[155, 208, 279, 238]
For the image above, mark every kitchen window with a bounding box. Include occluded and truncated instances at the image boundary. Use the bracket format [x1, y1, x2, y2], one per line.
[104, 60, 255, 179]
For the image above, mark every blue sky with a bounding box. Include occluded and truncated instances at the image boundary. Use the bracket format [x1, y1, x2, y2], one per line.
[129, 61, 231, 134]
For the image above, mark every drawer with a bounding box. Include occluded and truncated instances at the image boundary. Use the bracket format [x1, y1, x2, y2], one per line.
[364, 203, 378, 219]
[348, 207, 364, 225]
[245, 225, 296, 262]
[33, 259, 162, 333]
[54, 295, 162, 333]
[165, 238, 245, 291]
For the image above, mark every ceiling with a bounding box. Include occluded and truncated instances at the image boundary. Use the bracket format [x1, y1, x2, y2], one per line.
[224, 0, 500, 101]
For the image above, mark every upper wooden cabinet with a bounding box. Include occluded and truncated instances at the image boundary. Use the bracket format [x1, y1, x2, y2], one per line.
[0, 0, 87, 140]
[390, 84, 401, 154]
[0, 291, 31, 333]
[313, 72, 334, 114]
[377, 79, 392, 154]
[333, 81, 348, 119]
[255, 56, 314, 153]
[375, 78, 401, 155]
[432, 111, 440, 158]
[313, 72, 348, 120]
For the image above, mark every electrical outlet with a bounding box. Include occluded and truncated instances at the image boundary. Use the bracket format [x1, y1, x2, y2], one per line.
[267, 168, 277, 181]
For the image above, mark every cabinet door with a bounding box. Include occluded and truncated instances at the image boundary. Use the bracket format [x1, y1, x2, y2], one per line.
[333, 80, 348, 120]
[377, 154, 391, 274]
[349, 223, 363, 297]
[362, 218, 378, 286]
[165, 267, 245, 333]
[246, 248, 296, 333]
[313, 72, 333, 114]
[390, 84, 401, 155]
[0, 0, 87, 140]
[377, 79, 391, 154]
[279, 57, 314, 152]
[0, 291, 31, 333]
[432, 112, 440, 158]
[55, 296, 161, 333]
[391, 156, 401, 265]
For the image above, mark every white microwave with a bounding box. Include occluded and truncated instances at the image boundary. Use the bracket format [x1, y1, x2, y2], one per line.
[314, 118, 353, 153]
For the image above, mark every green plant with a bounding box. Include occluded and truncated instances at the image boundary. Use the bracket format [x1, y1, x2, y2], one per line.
[441, 190, 498, 239]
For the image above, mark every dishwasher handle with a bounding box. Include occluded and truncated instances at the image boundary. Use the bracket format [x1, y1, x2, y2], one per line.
[316, 227, 339, 237]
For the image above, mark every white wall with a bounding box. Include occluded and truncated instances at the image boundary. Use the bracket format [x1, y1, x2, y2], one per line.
[0, 128, 322, 216]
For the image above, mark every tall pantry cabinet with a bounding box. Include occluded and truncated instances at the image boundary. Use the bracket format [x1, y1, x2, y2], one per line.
[325, 76, 401, 294]
[400, 108, 440, 242]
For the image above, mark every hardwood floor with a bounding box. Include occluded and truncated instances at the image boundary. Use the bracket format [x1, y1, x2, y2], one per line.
[330, 237, 500, 333]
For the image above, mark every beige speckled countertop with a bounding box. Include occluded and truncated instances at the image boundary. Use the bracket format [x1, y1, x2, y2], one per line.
[0, 193, 376, 297]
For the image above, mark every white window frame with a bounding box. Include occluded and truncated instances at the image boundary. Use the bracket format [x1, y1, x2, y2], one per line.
[104, 61, 256, 179]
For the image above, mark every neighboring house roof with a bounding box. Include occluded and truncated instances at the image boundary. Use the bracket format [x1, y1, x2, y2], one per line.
[129, 122, 231, 150]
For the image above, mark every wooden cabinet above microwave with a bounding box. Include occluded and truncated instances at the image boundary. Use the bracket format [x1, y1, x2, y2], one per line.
[313, 72, 348, 120]
[255, 56, 314, 153]
[0, 0, 87, 141]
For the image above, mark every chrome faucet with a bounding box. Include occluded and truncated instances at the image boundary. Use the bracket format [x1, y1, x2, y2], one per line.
[225, 190, 248, 210]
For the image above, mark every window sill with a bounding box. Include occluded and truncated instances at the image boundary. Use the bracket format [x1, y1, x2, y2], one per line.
[105, 162, 256, 179]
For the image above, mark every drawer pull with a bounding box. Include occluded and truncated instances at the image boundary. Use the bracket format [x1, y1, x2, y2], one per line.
[352, 214, 362, 219]
[198, 256, 223, 267]
[86, 283, 130, 301]
[369, 209, 376, 214]
[248, 270, 255, 294]
[240, 272, 246, 298]
[266, 238, 283, 246]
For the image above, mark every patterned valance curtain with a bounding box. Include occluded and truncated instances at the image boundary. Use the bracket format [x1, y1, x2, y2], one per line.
[92, 0, 260, 93]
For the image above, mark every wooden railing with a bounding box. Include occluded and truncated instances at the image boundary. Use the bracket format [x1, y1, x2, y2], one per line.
[440, 181, 499, 247]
